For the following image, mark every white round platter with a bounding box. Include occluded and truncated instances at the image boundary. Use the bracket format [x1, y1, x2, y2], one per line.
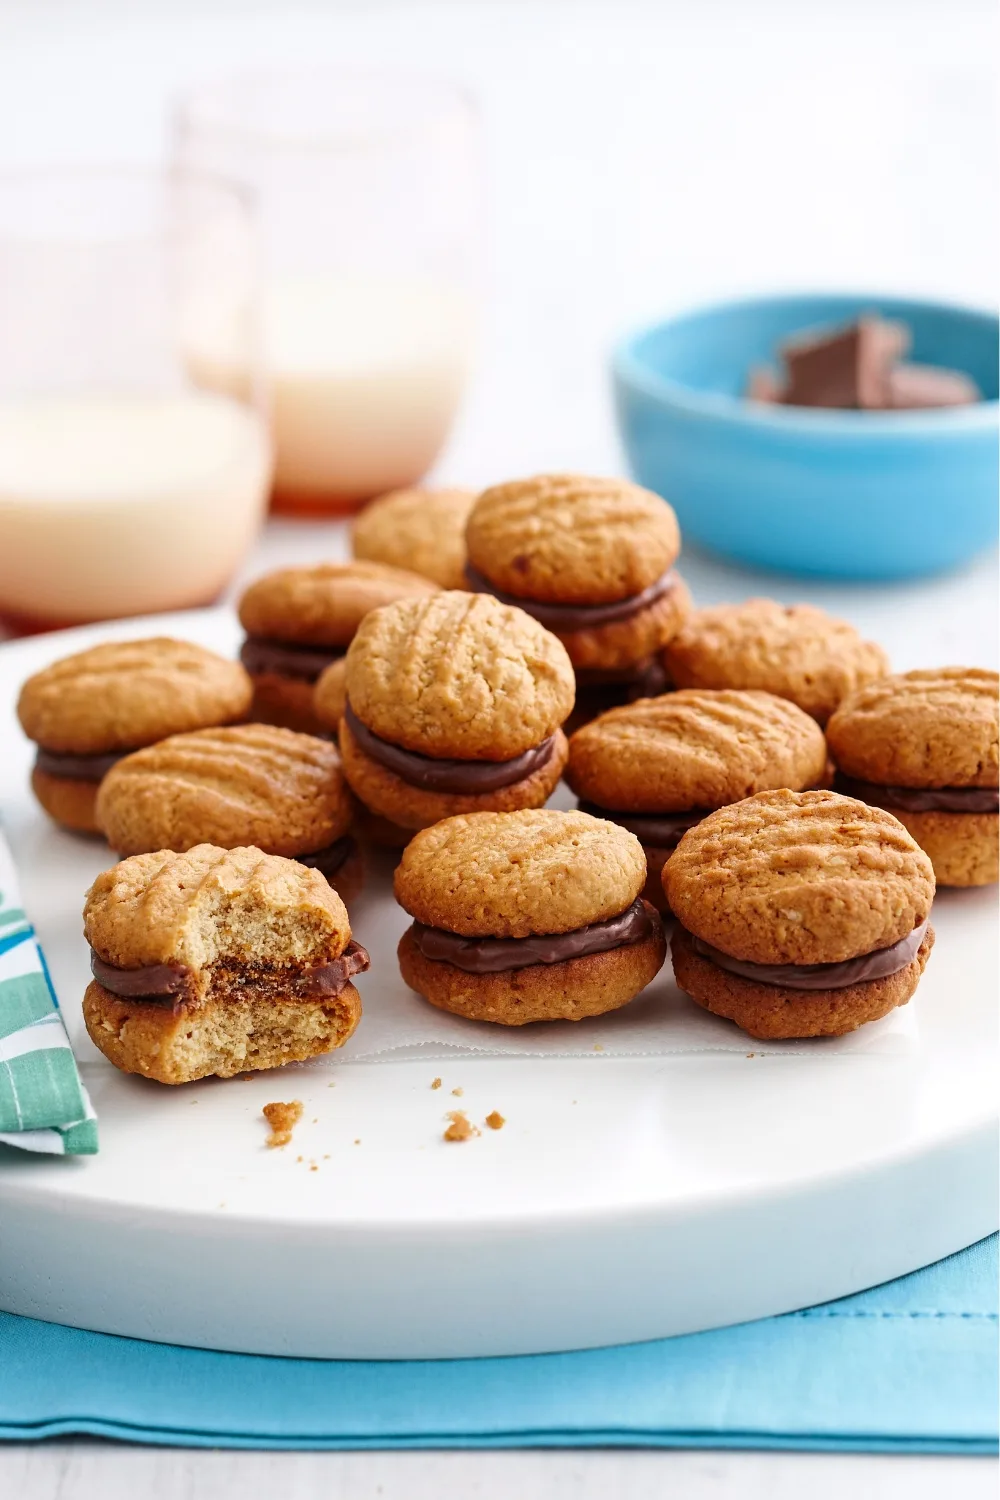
[0, 608, 996, 1359]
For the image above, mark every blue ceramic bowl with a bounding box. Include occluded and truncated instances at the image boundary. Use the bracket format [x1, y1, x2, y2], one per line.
[612, 293, 998, 580]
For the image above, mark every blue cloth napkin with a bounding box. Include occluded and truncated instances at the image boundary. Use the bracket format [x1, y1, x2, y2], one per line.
[0, 1235, 995, 1452]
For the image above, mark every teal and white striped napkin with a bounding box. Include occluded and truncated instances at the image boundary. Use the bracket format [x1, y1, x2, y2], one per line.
[0, 827, 97, 1155]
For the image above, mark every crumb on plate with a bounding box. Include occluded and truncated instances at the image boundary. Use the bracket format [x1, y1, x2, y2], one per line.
[263, 1099, 303, 1148]
[431, 1077, 442, 1089]
[485, 1111, 505, 1131]
[443, 1110, 480, 1142]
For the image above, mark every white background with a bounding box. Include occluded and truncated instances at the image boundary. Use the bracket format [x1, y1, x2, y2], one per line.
[0, 0, 996, 1494]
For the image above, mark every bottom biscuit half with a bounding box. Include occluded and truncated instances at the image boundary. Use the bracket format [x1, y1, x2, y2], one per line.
[397, 913, 667, 1025]
[890, 808, 998, 888]
[31, 766, 102, 835]
[83, 978, 361, 1085]
[670, 923, 935, 1040]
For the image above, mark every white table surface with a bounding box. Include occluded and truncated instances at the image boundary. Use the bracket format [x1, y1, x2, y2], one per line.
[0, 0, 996, 1493]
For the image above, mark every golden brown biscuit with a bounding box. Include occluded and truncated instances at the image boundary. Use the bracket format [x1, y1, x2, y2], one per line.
[394, 810, 665, 1024]
[464, 474, 690, 673]
[17, 638, 253, 834]
[344, 591, 575, 760]
[340, 718, 567, 833]
[466, 474, 680, 604]
[826, 668, 998, 788]
[394, 808, 646, 938]
[670, 921, 934, 1040]
[566, 690, 829, 914]
[567, 691, 828, 813]
[96, 725, 361, 902]
[826, 668, 999, 888]
[238, 562, 438, 647]
[662, 599, 889, 725]
[664, 789, 934, 965]
[663, 790, 935, 1040]
[398, 916, 666, 1025]
[352, 487, 476, 590]
[82, 844, 366, 1083]
[17, 638, 252, 754]
[238, 562, 437, 734]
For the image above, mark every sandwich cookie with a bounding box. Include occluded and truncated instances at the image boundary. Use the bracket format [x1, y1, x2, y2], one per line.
[17, 638, 252, 835]
[463, 474, 691, 719]
[565, 690, 829, 910]
[351, 486, 477, 590]
[238, 561, 437, 735]
[664, 789, 935, 1039]
[827, 667, 998, 887]
[395, 809, 667, 1024]
[662, 598, 888, 725]
[96, 723, 362, 903]
[339, 590, 575, 840]
[83, 844, 368, 1084]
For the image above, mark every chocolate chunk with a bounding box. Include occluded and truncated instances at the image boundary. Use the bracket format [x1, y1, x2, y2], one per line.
[781, 316, 909, 409]
[413, 897, 657, 974]
[886, 363, 980, 409]
[688, 919, 929, 991]
[240, 637, 344, 683]
[464, 566, 679, 632]
[344, 702, 556, 794]
[835, 775, 999, 815]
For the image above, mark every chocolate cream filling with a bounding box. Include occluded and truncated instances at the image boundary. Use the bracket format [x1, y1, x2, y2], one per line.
[344, 702, 556, 794]
[577, 801, 706, 850]
[835, 774, 999, 816]
[240, 636, 345, 683]
[90, 940, 370, 1012]
[296, 835, 357, 879]
[412, 897, 656, 973]
[575, 657, 671, 699]
[464, 565, 679, 632]
[687, 919, 929, 992]
[34, 747, 131, 782]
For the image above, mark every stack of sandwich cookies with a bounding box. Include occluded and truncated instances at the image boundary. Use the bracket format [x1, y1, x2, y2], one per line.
[351, 486, 477, 590]
[82, 845, 369, 1084]
[464, 474, 691, 724]
[663, 598, 888, 725]
[565, 690, 829, 911]
[338, 591, 575, 839]
[238, 562, 437, 735]
[17, 638, 252, 835]
[395, 809, 667, 1024]
[96, 723, 362, 903]
[665, 789, 935, 1039]
[827, 668, 999, 887]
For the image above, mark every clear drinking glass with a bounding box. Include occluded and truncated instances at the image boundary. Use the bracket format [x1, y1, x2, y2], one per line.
[0, 168, 271, 633]
[172, 70, 481, 516]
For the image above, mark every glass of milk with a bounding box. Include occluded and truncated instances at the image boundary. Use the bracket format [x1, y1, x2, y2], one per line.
[172, 70, 480, 516]
[0, 168, 272, 633]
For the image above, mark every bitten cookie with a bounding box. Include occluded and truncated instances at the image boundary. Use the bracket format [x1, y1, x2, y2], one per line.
[96, 724, 362, 903]
[339, 591, 574, 839]
[566, 690, 829, 911]
[827, 667, 999, 887]
[395, 809, 667, 1023]
[82, 844, 369, 1083]
[664, 789, 935, 1039]
[17, 638, 252, 835]
[238, 562, 437, 734]
[464, 474, 692, 687]
[351, 487, 476, 590]
[662, 598, 888, 725]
